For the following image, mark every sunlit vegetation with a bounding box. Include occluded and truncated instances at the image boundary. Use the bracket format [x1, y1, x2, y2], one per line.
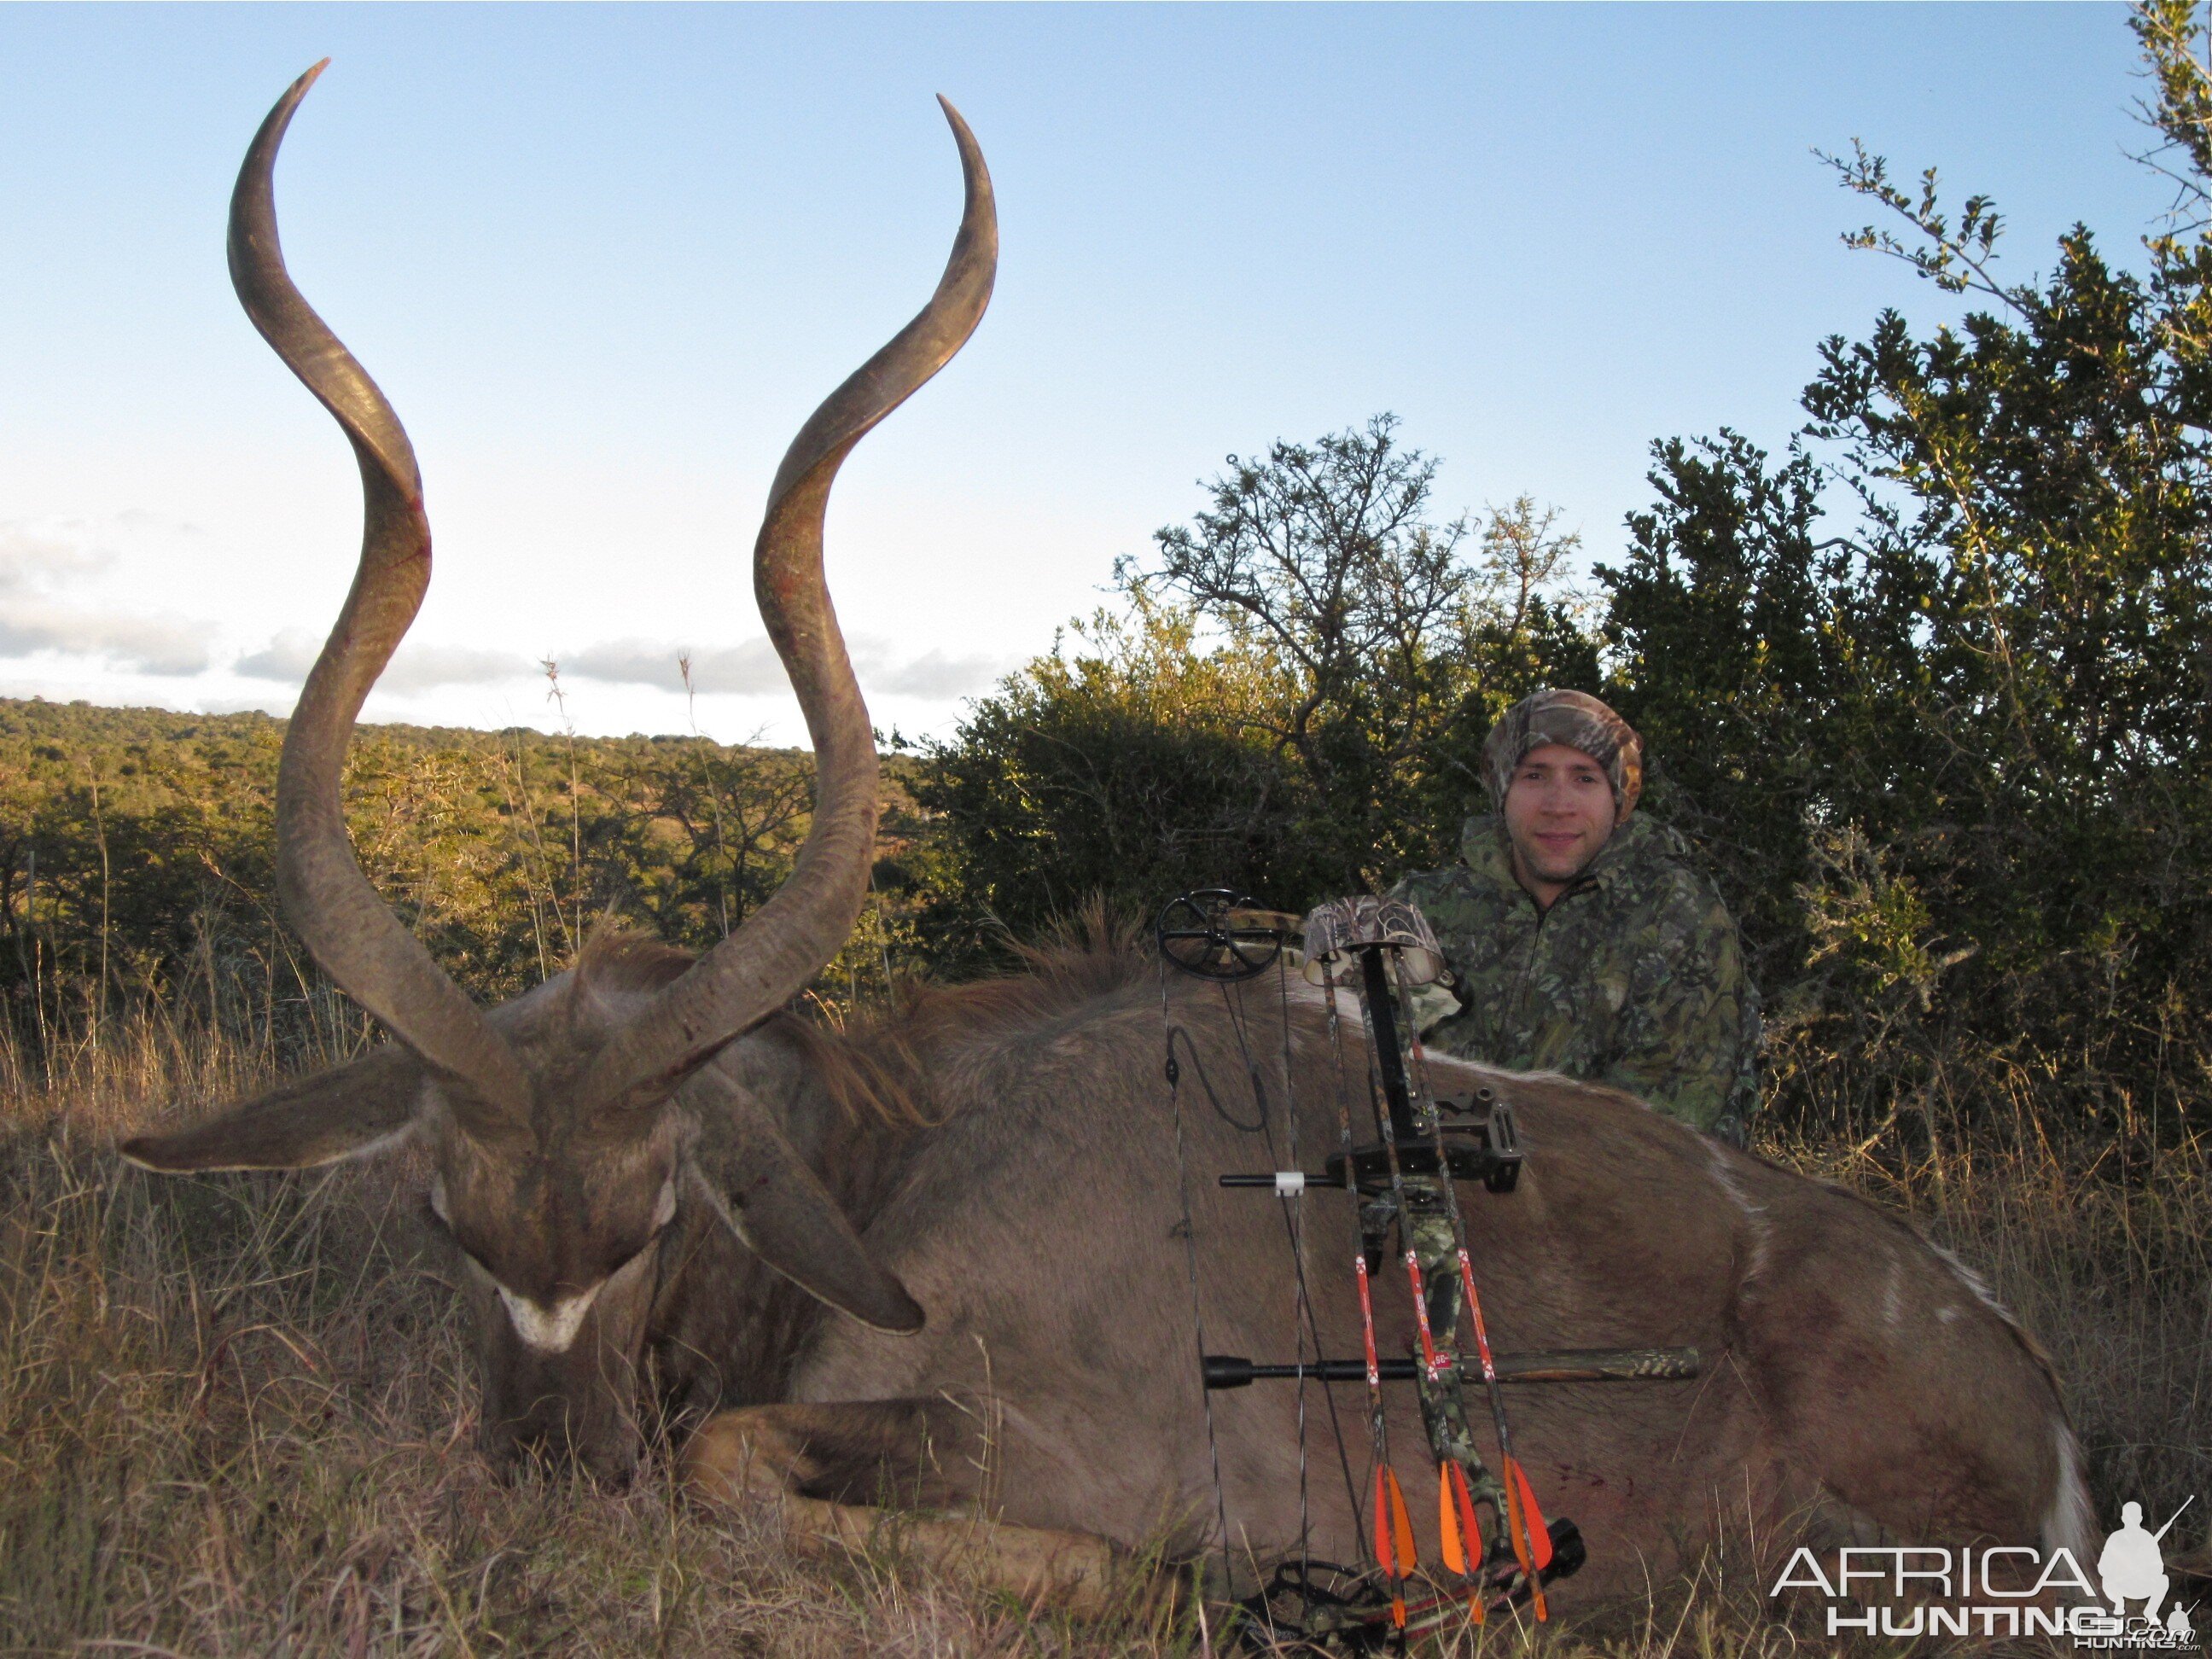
[0, 698, 920, 1053]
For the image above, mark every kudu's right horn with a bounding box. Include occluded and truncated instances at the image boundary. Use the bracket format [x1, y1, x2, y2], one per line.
[231, 61, 529, 1132]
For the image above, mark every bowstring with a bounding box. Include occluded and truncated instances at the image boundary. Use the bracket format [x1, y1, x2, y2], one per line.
[1159, 962, 1237, 1616]
[1274, 955, 1313, 1601]
[1212, 964, 1315, 1607]
[1211, 969, 1367, 1578]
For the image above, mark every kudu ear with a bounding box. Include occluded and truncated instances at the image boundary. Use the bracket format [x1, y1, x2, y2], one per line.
[120, 1046, 423, 1173]
[680, 1068, 924, 1334]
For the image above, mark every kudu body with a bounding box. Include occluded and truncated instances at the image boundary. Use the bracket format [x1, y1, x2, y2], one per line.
[126, 68, 2091, 1615]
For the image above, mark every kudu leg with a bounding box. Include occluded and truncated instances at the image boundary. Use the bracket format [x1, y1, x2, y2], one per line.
[681, 1400, 1138, 1616]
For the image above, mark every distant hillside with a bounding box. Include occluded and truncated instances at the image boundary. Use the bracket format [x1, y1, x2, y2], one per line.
[0, 697, 928, 1045]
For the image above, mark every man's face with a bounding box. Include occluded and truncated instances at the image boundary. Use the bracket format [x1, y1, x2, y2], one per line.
[1501, 742, 1618, 905]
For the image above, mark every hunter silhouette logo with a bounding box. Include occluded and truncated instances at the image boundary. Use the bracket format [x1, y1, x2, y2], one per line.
[1769, 1494, 2202, 1644]
[2097, 1498, 2197, 1643]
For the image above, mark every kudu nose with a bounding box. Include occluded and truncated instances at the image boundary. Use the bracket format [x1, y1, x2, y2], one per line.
[486, 1407, 641, 1487]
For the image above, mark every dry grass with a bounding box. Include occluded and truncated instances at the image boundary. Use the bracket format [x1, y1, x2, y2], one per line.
[0, 1018, 2202, 1656]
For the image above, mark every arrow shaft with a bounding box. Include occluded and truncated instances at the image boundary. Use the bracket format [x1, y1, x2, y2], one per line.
[1320, 972, 1400, 1582]
[1389, 951, 1552, 1616]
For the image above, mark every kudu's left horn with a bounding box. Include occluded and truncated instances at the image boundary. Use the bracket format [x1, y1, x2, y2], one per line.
[232, 62, 530, 1129]
[579, 95, 998, 1114]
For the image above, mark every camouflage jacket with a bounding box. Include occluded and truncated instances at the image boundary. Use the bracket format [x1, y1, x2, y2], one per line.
[1389, 813, 1761, 1142]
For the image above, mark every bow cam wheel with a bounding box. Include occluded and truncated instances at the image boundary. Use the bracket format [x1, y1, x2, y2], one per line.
[1155, 888, 1284, 982]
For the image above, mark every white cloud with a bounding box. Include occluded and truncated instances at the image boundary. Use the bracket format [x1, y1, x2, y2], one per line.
[381, 643, 540, 693]
[0, 504, 1013, 718]
[236, 629, 538, 693]
[560, 637, 785, 694]
[0, 601, 212, 676]
[557, 634, 1010, 700]
[239, 632, 1000, 702]
[868, 646, 1011, 697]
[0, 517, 214, 675]
[0, 522, 113, 588]
[234, 628, 321, 684]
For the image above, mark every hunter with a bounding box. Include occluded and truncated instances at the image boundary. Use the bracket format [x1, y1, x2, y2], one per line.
[1393, 688, 1761, 1145]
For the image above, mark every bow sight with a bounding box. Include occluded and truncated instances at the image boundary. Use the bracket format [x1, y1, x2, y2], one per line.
[1154, 888, 1700, 1650]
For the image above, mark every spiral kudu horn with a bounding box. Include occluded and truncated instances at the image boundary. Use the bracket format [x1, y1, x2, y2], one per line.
[232, 63, 529, 1128]
[579, 98, 997, 1114]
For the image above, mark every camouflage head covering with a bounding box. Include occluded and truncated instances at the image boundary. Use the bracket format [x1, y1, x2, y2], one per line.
[1481, 689, 1643, 820]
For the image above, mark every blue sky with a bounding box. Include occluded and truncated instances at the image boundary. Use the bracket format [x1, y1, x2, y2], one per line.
[0, 3, 2172, 743]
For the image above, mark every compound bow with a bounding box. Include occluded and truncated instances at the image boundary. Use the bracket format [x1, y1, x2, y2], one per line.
[1155, 888, 1701, 1651]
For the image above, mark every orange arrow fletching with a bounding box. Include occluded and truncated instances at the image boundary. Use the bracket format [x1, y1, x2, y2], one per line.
[1452, 1464, 1486, 1568]
[1502, 1461, 1551, 1621]
[1439, 1464, 1464, 1573]
[1510, 1459, 1554, 1570]
[1441, 1463, 1487, 1624]
[1373, 1465, 1411, 1628]
[1384, 1466, 1417, 1573]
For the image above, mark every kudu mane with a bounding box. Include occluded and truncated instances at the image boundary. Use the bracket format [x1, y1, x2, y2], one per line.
[576, 907, 1157, 1133]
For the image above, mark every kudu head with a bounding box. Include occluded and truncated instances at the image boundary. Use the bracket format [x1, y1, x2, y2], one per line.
[121, 63, 995, 1480]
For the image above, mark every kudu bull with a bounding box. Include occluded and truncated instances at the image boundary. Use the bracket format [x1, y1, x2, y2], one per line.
[125, 66, 2091, 1616]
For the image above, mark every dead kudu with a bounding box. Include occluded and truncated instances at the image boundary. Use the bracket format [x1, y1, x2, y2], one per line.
[125, 67, 2091, 1621]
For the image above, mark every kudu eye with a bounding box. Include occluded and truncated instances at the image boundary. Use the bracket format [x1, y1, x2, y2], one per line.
[417, 1189, 453, 1242]
[599, 1176, 680, 1276]
[416, 1192, 505, 1283]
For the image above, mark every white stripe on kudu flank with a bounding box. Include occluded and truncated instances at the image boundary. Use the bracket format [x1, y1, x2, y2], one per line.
[1703, 1138, 1773, 1284]
[2043, 1421, 2097, 1563]
[498, 1282, 606, 1353]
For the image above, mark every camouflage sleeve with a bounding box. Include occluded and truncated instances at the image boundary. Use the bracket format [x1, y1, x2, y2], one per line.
[1600, 876, 1761, 1142]
[1386, 869, 1469, 1038]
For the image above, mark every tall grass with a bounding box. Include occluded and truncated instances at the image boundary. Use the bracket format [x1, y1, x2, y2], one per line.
[0, 1007, 2203, 1655]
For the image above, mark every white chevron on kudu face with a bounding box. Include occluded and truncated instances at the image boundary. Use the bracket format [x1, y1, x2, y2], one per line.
[496, 1281, 606, 1353]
